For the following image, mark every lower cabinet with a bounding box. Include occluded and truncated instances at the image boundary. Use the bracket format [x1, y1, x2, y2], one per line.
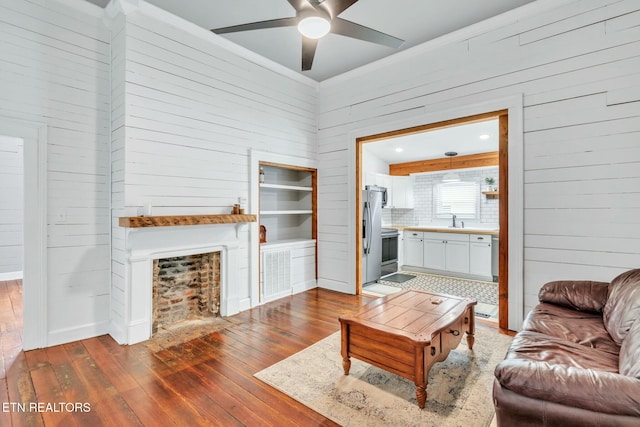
[469, 235, 492, 277]
[404, 231, 493, 280]
[403, 231, 424, 267]
[260, 239, 316, 303]
[423, 233, 469, 273]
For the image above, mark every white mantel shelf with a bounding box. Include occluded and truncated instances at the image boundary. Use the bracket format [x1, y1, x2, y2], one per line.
[118, 214, 257, 228]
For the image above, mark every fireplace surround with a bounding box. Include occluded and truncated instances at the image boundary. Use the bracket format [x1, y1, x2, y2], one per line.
[112, 222, 245, 344]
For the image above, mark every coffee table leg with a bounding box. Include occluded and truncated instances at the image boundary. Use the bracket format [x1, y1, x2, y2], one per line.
[341, 322, 351, 375]
[342, 357, 351, 375]
[416, 385, 427, 409]
[466, 305, 475, 350]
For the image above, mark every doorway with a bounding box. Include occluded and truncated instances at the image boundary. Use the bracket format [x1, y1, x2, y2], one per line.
[0, 120, 47, 350]
[355, 111, 509, 330]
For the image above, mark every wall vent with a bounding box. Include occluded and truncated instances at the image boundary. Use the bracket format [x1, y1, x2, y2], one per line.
[262, 250, 291, 301]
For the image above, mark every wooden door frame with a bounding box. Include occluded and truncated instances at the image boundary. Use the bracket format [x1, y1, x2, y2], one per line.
[355, 111, 510, 330]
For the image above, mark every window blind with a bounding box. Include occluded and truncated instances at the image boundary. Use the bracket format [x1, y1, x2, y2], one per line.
[433, 181, 479, 219]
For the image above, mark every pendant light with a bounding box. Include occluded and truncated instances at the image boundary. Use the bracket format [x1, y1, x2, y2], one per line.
[442, 151, 460, 182]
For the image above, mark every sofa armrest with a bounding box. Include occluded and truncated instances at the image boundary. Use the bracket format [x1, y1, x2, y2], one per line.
[538, 280, 609, 312]
[495, 359, 640, 417]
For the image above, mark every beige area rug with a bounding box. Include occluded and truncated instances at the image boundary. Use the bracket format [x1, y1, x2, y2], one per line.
[255, 327, 512, 427]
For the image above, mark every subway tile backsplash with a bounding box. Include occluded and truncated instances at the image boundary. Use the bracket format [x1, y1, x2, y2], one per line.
[382, 167, 499, 227]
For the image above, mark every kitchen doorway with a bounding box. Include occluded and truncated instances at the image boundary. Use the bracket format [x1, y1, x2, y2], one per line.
[355, 111, 509, 330]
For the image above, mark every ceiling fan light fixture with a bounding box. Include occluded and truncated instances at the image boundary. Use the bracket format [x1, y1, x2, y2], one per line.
[298, 16, 331, 39]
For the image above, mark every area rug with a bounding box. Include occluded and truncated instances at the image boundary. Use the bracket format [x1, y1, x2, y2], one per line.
[255, 326, 512, 427]
[381, 272, 498, 306]
[381, 273, 416, 283]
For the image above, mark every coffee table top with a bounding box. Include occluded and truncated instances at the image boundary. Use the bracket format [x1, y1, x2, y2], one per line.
[339, 289, 476, 344]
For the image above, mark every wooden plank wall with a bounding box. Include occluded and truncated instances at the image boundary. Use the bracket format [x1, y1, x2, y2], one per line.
[0, 0, 111, 344]
[316, 0, 640, 315]
[0, 136, 23, 274]
[110, 5, 318, 326]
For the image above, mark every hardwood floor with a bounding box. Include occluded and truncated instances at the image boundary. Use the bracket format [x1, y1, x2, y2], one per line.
[0, 279, 376, 426]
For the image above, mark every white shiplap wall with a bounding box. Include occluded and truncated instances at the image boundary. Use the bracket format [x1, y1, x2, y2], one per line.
[0, 0, 111, 345]
[317, 0, 640, 320]
[109, 4, 318, 337]
[0, 135, 24, 275]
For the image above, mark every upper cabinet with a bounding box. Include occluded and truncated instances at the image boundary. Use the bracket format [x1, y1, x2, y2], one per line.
[365, 173, 414, 209]
[389, 175, 414, 209]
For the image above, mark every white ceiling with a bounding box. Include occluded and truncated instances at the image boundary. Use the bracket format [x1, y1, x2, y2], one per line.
[365, 119, 498, 165]
[87, 0, 536, 81]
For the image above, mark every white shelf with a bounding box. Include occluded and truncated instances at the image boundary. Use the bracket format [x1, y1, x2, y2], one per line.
[260, 210, 313, 215]
[260, 183, 313, 191]
[261, 238, 316, 249]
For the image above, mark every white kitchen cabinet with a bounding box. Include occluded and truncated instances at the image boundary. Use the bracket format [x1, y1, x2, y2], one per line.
[403, 231, 424, 267]
[469, 234, 493, 278]
[423, 238, 446, 270]
[445, 239, 470, 273]
[423, 232, 469, 272]
[389, 175, 414, 209]
[375, 173, 392, 191]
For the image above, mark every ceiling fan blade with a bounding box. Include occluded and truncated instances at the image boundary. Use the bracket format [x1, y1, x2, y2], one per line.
[301, 37, 319, 71]
[212, 17, 298, 35]
[331, 17, 404, 48]
[318, 0, 359, 18]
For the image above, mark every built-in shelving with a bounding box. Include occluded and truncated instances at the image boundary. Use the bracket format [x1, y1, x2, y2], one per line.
[258, 162, 318, 303]
[259, 163, 316, 244]
[260, 183, 313, 192]
[260, 210, 313, 215]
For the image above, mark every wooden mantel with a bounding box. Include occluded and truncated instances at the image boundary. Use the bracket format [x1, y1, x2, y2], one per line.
[118, 214, 257, 228]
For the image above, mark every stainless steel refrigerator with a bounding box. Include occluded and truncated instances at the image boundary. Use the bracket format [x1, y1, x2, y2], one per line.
[362, 185, 387, 285]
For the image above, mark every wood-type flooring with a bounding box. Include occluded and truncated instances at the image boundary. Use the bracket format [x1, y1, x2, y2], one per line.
[0, 279, 377, 426]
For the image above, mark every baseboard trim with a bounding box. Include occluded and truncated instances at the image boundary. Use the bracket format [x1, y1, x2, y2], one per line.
[0, 271, 23, 281]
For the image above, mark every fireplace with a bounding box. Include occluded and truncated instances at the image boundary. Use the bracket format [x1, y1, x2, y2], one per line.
[152, 252, 221, 334]
[112, 223, 243, 345]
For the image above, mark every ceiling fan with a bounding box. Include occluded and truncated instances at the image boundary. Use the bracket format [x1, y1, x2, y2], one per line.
[211, 0, 404, 71]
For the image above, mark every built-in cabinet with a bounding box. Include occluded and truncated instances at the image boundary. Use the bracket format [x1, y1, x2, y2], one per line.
[259, 163, 317, 302]
[364, 173, 414, 209]
[403, 231, 493, 280]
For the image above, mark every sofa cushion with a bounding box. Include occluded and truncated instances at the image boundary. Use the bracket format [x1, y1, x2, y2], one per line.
[620, 317, 640, 378]
[503, 330, 619, 372]
[538, 280, 609, 313]
[603, 269, 640, 344]
[523, 303, 620, 355]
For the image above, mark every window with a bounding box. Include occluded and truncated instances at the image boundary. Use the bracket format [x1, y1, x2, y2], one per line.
[433, 181, 479, 219]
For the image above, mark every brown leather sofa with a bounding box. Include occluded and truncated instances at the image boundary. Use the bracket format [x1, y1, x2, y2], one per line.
[493, 269, 640, 426]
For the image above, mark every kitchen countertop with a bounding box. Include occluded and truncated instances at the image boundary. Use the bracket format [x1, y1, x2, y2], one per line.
[390, 226, 499, 236]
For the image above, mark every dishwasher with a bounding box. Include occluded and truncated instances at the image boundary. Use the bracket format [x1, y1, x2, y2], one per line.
[491, 236, 499, 282]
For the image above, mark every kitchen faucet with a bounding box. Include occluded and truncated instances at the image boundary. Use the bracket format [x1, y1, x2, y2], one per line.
[451, 214, 457, 228]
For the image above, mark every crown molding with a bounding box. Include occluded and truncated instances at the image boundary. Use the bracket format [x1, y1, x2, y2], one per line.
[319, 0, 578, 88]
[53, 0, 105, 17]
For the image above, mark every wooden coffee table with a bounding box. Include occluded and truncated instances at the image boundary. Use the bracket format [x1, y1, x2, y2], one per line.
[339, 289, 476, 409]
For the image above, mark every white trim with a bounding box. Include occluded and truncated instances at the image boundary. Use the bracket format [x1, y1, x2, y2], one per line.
[119, 225, 241, 344]
[249, 150, 318, 308]
[0, 119, 48, 350]
[320, 0, 576, 87]
[348, 94, 524, 330]
[0, 272, 23, 281]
